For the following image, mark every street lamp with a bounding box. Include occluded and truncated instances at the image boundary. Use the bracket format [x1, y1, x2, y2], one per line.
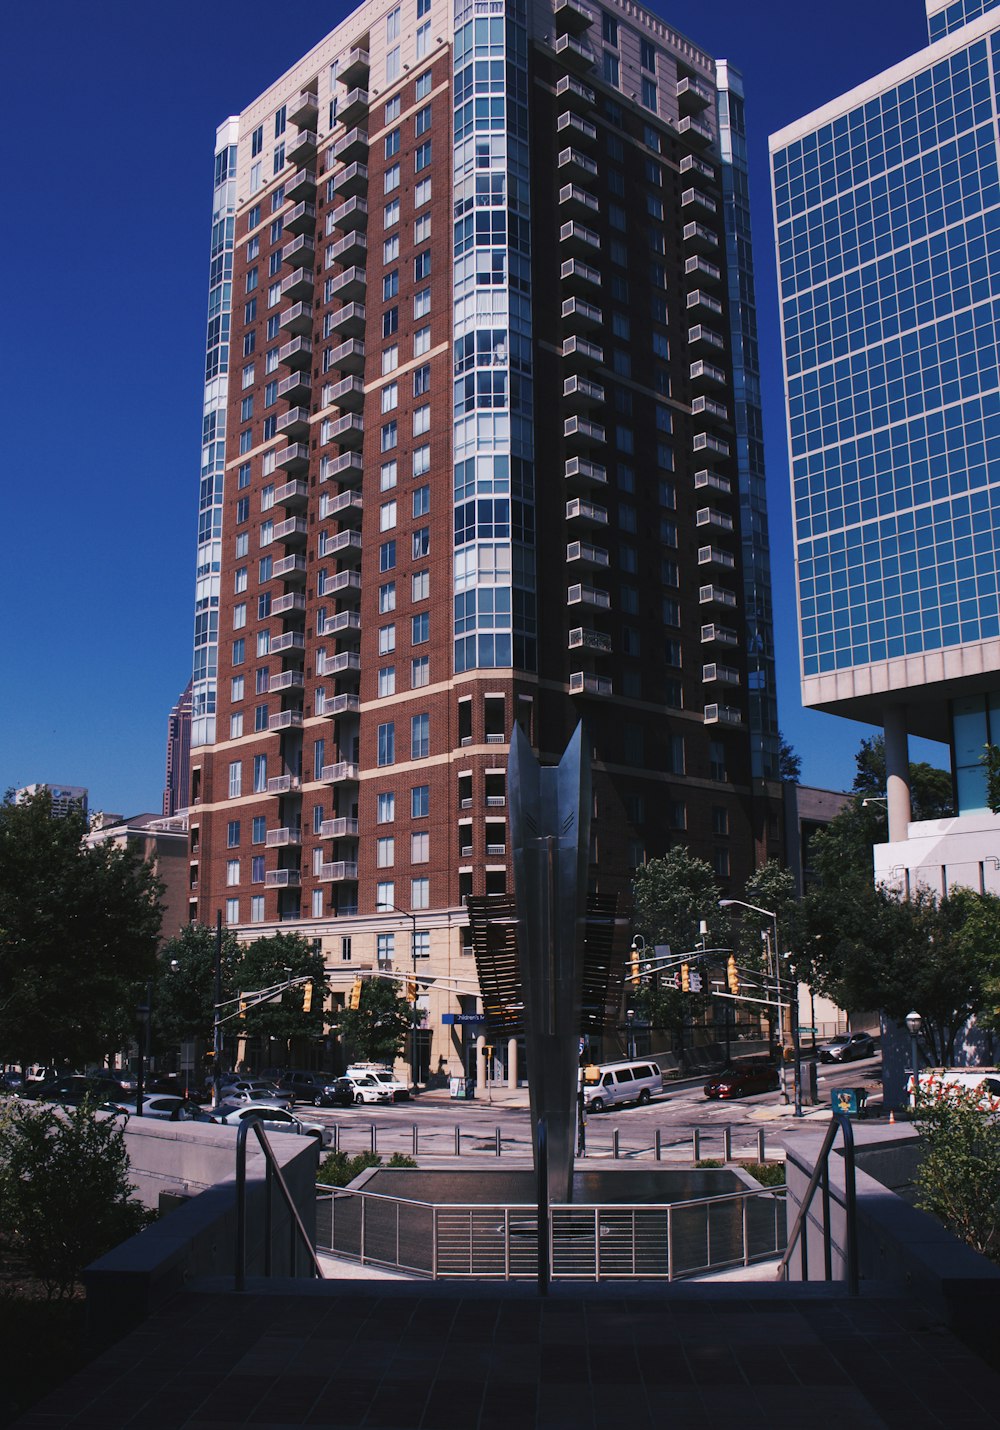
[379, 900, 425, 1092]
[720, 898, 786, 1102]
[905, 1010, 922, 1110]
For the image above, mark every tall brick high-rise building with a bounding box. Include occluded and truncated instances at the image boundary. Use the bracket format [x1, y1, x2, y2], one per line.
[186, 0, 781, 1079]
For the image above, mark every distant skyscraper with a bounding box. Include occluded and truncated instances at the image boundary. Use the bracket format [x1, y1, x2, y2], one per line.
[185, 0, 781, 1077]
[15, 784, 89, 820]
[770, 0, 1000, 894]
[163, 681, 193, 818]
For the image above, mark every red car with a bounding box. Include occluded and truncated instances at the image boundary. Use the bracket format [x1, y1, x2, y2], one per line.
[704, 1062, 780, 1100]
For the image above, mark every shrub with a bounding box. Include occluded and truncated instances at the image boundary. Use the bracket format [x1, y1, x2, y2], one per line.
[738, 1161, 786, 1187]
[317, 1148, 417, 1186]
[0, 1099, 154, 1298]
[914, 1086, 1000, 1260]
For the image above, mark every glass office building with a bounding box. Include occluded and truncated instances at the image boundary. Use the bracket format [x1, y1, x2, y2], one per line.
[771, 0, 1000, 893]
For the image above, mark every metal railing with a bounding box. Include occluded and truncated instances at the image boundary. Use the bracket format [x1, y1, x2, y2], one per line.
[776, 1112, 858, 1294]
[235, 1119, 324, 1291]
[315, 1183, 785, 1282]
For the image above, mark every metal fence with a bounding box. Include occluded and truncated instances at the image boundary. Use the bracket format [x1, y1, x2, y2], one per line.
[315, 1184, 786, 1281]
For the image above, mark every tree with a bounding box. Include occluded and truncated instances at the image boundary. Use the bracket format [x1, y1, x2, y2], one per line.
[851, 734, 953, 820]
[914, 1086, 1000, 1262]
[337, 976, 412, 1063]
[981, 744, 1000, 815]
[778, 733, 802, 783]
[0, 790, 162, 1069]
[631, 848, 730, 955]
[740, 861, 804, 969]
[236, 933, 327, 1049]
[152, 922, 243, 1049]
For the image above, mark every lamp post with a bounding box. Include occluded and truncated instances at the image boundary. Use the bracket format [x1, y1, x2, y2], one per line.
[905, 1010, 922, 1111]
[720, 898, 786, 1102]
[381, 901, 423, 1092]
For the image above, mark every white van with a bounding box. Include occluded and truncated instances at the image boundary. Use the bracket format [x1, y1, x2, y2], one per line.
[582, 1059, 663, 1113]
[346, 1064, 410, 1101]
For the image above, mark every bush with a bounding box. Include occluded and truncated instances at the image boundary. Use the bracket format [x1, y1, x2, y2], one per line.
[317, 1148, 417, 1186]
[739, 1161, 786, 1187]
[914, 1086, 1000, 1260]
[0, 1099, 154, 1298]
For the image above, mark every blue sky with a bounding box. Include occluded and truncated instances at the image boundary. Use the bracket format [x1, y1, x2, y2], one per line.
[1, 0, 940, 815]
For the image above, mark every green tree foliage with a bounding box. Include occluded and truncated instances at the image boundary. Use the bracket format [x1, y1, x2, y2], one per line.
[153, 922, 243, 1048]
[237, 933, 327, 1044]
[0, 790, 162, 1068]
[632, 847, 730, 955]
[337, 976, 412, 1063]
[0, 1099, 153, 1297]
[778, 733, 802, 783]
[981, 744, 1000, 815]
[851, 734, 954, 819]
[740, 861, 804, 971]
[914, 1085, 1000, 1261]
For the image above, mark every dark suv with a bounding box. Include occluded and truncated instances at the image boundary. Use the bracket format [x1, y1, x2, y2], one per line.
[278, 1070, 344, 1106]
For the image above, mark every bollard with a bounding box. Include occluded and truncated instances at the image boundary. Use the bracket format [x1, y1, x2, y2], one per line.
[723, 1126, 732, 1162]
[454, 1124, 461, 1156]
[371, 1124, 377, 1155]
[757, 1128, 766, 1161]
[495, 1126, 502, 1157]
[412, 1124, 419, 1157]
[613, 1128, 620, 1159]
[693, 1128, 702, 1161]
[655, 1128, 662, 1161]
[332, 1122, 339, 1154]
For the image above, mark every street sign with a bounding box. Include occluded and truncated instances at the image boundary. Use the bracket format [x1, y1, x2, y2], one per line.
[442, 1013, 486, 1025]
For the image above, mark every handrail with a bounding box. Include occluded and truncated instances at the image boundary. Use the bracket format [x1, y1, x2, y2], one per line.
[777, 1112, 858, 1294]
[235, 1119, 325, 1291]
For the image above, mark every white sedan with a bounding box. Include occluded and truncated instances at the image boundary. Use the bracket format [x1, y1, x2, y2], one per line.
[110, 1094, 192, 1120]
[346, 1074, 394, 1105]
[215, 1101, 332, 1145]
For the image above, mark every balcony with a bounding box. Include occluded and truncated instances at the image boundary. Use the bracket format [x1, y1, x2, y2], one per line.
[564, 456, 608, 489]
[318, 692, 361, 718]
[330, 195, 368, 231]
[330, 161, 368, 198]
[328, 264, 367, 301]
[683, 221, 720, 252]
[269, 670, 305, 692]
[560, 257, 602, 291]
[327, 337, 366, 373]
[685, 254, 722, 285]
[553, 32, 595, 70]
[559, 183, 599, 219]
[276, 406, 310, 439]
[561, 296, 602, 329]
[561, 335, 603, 368]
[327, 374, 365, 410]
[340, 47, 370, 86]
[279, 301, 313, 335]
[702, 663, 740, 685]
[565, 496, 608, 526]
[563, 375, 605, 408]
[271, 629, 307, 654]
[328, 229, 367, 268]
[699, 583, 738, 608]
[692, 432, 731, 459]
[333, 126, 369, 163]
[563, 416, 606, 450]
[278, 370, 311, 403]
[319, 816, 360, 839]
[687, 324, 726, 354]
[285, 167, 317, 202]
[569, 672, 613, 696]
[274, 516, 308, 546]
[284, 201, 317, 235]
[326, 412, 364, 449]
[275, 443, 310, 473]
[566, 582, 610, 610]
[320, 761, 359, 784]
[321, 608, 362, 639]
[320, 568, 362, 596]
[279, 335, 312, 370]
[556, 110, 598, 147]
[555, 73, 596, 108]
[318, 861, 359, 883]
[319, 529, 363, 565]
[554, 0, 594, 32]
[701, 623, 739, 646]
[677, 115, 713, 147]
[559, 219, 600, 256]
[266, 774, 301, 794]
[274, 479, 308, 509]
[568, 626, 612, 653]
[280, 267, 314, 301]
[698, 544, 735, 570]
[327, 302, 366, 337]
[677, 75, 714, 111]
[687, 289, 724, 318]
[696, 506, 734, 533]
[694, 469, 732, 494]
[265, 869, 301, 888]
[682, 187, 718, 218]
[273, 553, 307, 582]
[692, 395, 730, 422]
[283, 233, 315, 267]
[566, 539, 609, 570]
[321, 489, 363, 524]
[288, 128, 317, 163]
[320, 450, 364, 486]
[289, 90, 319, 127]
[318, 650, 361, 678]
[689, 360, 726, 388]
[557, 146, 598, 178]
[704, 704, 743, 727]
[272, 590, 307, 616]
[266, 826, 302, 848]
[338, 87, 369, 127]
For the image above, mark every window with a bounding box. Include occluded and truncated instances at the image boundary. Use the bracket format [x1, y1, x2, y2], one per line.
[642, 78, 657, 112]
[412, 406, 430, 437]
[253, 703, 268, 732]
[255, 666, 270, 693]
[411, 712, 430, 758]
[641, 38, 656, 71]
[416, 71, 432, 99]
[232, 638, 245, 665]
[376, 836, 395, 867]
[231, 675, 245, 702]
[376, 881, 395, 912]
[411, 655, 430, 687]
[412, 526, 430, 557]
[378, 722, 395, 766]
[228, 761, 242, 798]
[381, 420, 398, 451]
[412, 445, 430, 477]
[252, 855, 266, 883]
[386, 6, 400, 39]
[416, 18, 430, 57]
[226, 898, 239, 925]
[381, 460, 398, 490]
[414, 325, 431, 356]
[385, 95, 401, 123]
[411, 831, 429, 863]
[380, 540, 396, 572]
[411, 878, 430, 910]
[227, 820, 241, 848]
[233, 603, 246, 630]
[709, 740, 727, 782]
[311, 890, 324, 918]
[603, 51, 620, 87]
[377, 792, 396, 823]
[384, 163, 400, 194]
[381, 382, 398, 414]
[243, 331, 256, 356]
[415, 103, 432, 136]
[377, 933, 394, 962]
[379, 580, 397, 613]
[378, 666, 396, 697]
[340, 935, 352, 961]
[383, 307, 399, 338]
[384, 198, 400, 229]
[384, 128, 400, 159]
[386, 47, 400, 82]
[601, 11, 618, 44]
[226, 859, 240, 887]
[382, 271, 399, 301]
[379, 623, 396, 655]
[412, 570, 429, 602]
[251, 126, 264, 157]
[383, 235, 399, 265]
[253, 754, 267, 793]
[230, 712, 244, 739]
[251, 895, 265, 923]
[411, 612, 430, 645]
[246, 267, 259, 294]
[415, 177, 431, 207]
[413, 289, 431, 319]
[380, 499, 397, 531]
[414, 141, 432, 172]
[413, 250, 431, 281]
[411, 785, 430, 818]
[414, 213, 431, 244]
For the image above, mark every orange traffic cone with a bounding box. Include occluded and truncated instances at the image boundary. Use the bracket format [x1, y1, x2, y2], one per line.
[889, 1110, 895, 1124]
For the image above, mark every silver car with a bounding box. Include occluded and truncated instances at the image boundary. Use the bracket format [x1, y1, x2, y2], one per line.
[818, 1032, 875, 1063]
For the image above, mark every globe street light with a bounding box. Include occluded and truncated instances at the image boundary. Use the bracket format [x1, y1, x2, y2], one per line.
[905, 1010, 922, 1110]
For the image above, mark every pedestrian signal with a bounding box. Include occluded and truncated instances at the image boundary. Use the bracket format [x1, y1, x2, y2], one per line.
[689, 968, 703, 994]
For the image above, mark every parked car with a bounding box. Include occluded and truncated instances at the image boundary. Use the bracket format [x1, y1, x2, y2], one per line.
[278, 1070, 343, 1106]
[169, 1103, 219, 1123]
[817, 1032, 875, 1063]
[110, 1094, 193, 1120]
[222, 1079, 293, 1107]
[215, 1102, 331, 1144]
[704, 1062, 781, 1100]
[344, 1072, 393, 1105]
[346, 1065, 410, 1101]
[1, 1070, 24, 1094]
[319, 1077, 357, 1109]
[23, 1074, 128, 1105]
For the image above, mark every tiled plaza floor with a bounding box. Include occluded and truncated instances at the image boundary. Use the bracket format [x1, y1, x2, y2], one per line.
[13, 1280, 1000, 1430]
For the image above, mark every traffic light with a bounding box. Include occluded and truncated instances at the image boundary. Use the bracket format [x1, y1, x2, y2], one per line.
[238, 996, 248, 1020]
[405, 975, 418, 1000]
[680, 963, 690, 992]
[727, 955, 740, 995]
[689, 967, 703, 994]
[302, 981, 313, 1013]
[349, 977, 362, 1010]
[630, 947, 641, 986]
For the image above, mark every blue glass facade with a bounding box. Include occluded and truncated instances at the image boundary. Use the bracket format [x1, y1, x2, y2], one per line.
[772, 24, 1000, 679]
[927, 0, 999, 42]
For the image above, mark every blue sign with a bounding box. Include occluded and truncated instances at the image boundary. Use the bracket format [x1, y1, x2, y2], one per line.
[442, 1013, 486, 1025]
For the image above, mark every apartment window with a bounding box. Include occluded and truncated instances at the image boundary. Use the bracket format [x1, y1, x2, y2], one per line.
[381, 420, 398, 452]
[381, 382, 398, 415]
[413, 289, 431, 319]
[251, 125, 263, 156]
[601, 11, 618, 44]
[603, 52, 620, 87]
[253, 816, 266, 843]
[341, 935, 353, 961]
[225, 898, 239, 925]
[376, 882, 395, 912]
[414, 213, 431, 244]
[412, 570, 429, 602]
[228, 761, 242, 798]
[255, 666, 270, 693]
[379, 580, 397, 613]
[411, 713, 430, 758]
[415, 177, 431, 206]
[411, 831, 429, 864]
[253, 754, 267, 793]
[377, 792, 395, 823]
[381, 460, 398, 490]
[415, 103, 432, 136]
[414, 141, 432, 172]
[412, 527, 430, 557]
[642, 78, 657, 112]
[230, 713, 244, 739]
[378, 666, 396, 697]
[266, 315, 279, 340]
[231, 675, 244, 702]
[384, 128, 400, 159]
[251, 855, 266, 883]
[233, 603, 246, 630]
[379, 624, 396, 655]
[246, 267, 259, 294]
[386, 6, 400, 39]
[412, 445, 430, 477]
[227, 820, 241, 848]
[243, 331, 256, 356]
[251, 895, 265, 923]
[384, 197, 400, 228]
[414, 325, 431, 356]
[411, 785, 430, 818]
[380, 540, 396, 572]
[712, 806, 730, 837]
[380, 499, 398, 532]
[378, 722, 395, 766]
[384, 164, 400, 195]
[250, 162, 262, 194]
[232, 638, 245, 664]
[383, 235, 400, 266]
[416, 19, 430, 57]
[226, 859, 240, 887]
[311, 890, 324, 918]
[239, 430, 252, 455]
[411, 878, 430, 910]
[709, 740, 727, 782]
[377, 836, 395, 867]
[386, 47, 400, 82]
[377, 933, 394, 962]
[413, 407, 431, 441]
[415, 71, 432, 99]
[383, 271, 399, 302]
[411, 612, 430, 645]
[413, 250, 431, 282]
[411, 655, 430, 687]
[385, 95, 401, 123]
[383, 307, 399, 338]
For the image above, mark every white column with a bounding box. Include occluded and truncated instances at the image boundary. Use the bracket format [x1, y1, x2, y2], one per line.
[884, 706, 912, 844]
[507, 1035, 518, 1089]
[475, 1033, 486, 1094]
